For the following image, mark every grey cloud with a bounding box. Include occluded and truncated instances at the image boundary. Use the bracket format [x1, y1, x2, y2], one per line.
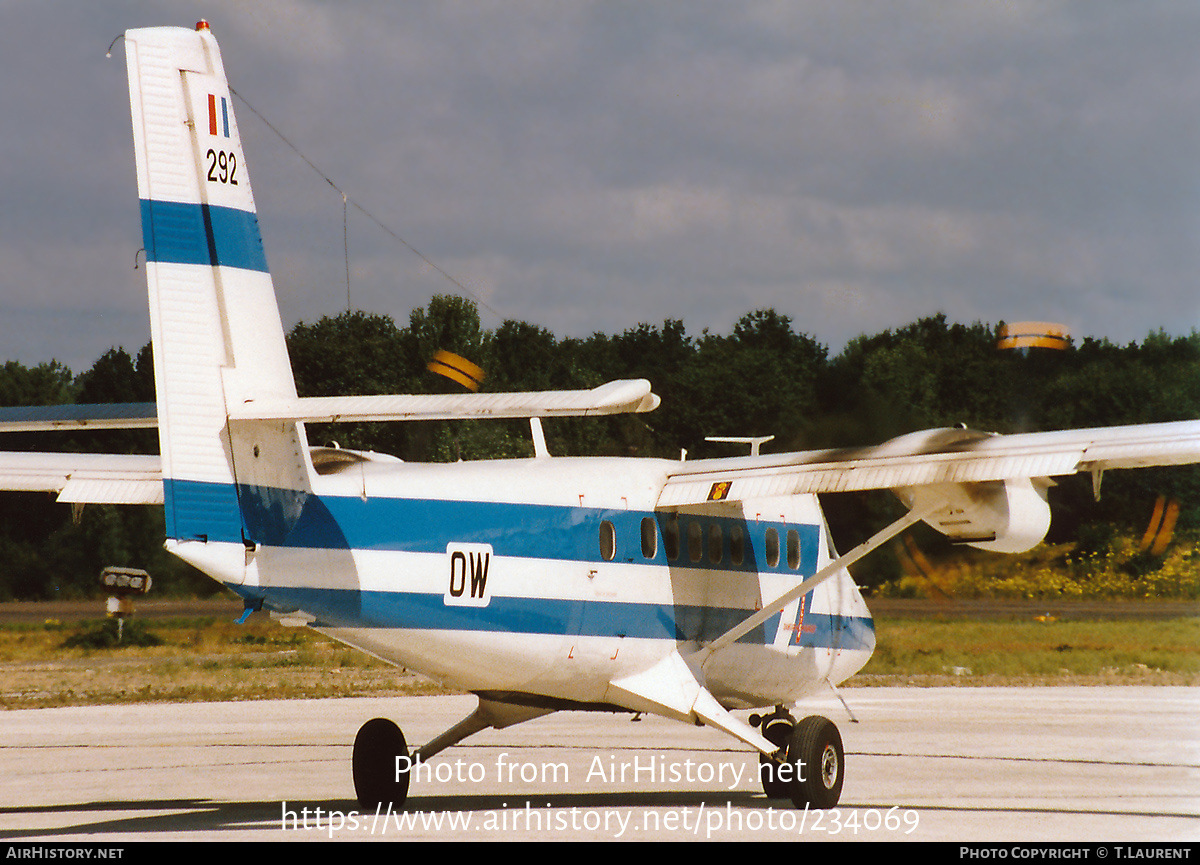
[1, 1, 1196, 374]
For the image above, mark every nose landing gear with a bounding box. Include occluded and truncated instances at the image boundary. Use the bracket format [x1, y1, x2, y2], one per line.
[751, 709, 844, 809]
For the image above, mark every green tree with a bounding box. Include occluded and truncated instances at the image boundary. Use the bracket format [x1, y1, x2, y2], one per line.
[407, 295, 487, 379]
[0, 360, 73, 408]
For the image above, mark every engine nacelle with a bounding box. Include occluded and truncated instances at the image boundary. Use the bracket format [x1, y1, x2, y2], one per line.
[896, 477, 1052, 554]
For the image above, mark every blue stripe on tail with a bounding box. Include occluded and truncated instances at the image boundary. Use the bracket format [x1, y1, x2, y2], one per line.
[140, 199, 268, 272]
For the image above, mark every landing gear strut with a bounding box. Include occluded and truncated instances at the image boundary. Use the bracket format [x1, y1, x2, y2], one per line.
[752, 709, 844, 809]
[753, 708, 796, 800]
[351, 698, 552, 810]
[352, 717, 411, 809]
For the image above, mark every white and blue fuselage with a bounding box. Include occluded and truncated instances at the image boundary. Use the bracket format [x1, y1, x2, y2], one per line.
[171, 455, 875, 711]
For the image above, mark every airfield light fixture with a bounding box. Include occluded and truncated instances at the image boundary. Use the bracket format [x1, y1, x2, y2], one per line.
[100, 566, 152, 641]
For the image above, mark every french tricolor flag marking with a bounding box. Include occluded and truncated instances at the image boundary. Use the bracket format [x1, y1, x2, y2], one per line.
[207, 94, 230, 138]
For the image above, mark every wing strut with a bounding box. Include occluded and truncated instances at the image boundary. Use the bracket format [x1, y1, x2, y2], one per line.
[701, 502, 941, 656]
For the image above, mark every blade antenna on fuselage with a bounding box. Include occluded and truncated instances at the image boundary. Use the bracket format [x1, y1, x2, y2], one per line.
[827, 681, 859, 723]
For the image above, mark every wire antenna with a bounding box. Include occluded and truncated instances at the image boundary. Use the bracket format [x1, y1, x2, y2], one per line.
[229, 86, 501, 320]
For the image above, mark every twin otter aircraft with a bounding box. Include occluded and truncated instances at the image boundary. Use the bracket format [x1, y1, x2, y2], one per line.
[4, 22, 1200, 810]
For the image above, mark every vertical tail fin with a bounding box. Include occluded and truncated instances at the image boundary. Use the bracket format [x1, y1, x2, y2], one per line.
[125, 23, 308, 549]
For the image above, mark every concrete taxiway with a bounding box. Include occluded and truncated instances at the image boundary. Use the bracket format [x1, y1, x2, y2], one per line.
[0, 687, 1196, 842]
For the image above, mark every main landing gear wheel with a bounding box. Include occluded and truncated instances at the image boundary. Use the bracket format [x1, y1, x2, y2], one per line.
[785, 715, 844, 810]
[754, 712, 795, 799]
[353, 717, 411, 809]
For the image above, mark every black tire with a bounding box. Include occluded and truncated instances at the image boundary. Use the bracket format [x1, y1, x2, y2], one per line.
[785, 715, 844, 809]
[758, 716, 795, 799]
[353, 717, 411, 809]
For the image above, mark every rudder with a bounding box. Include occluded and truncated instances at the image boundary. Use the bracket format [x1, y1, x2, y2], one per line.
[125, 22, 309, 551]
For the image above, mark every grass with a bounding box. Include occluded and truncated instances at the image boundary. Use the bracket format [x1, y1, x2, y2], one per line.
[857, 616, 1200, 684]
[0, 610, 1195, 709]
[881, 532, 1200, 600]
[0, 616, 453, 709]
[858, 530, 1200, 685]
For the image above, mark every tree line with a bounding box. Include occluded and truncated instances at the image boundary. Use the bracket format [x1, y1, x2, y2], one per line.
[2, 295, 1197, 599]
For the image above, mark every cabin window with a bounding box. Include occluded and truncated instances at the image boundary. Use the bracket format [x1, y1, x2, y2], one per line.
[641, 517, 657, 559]
[687, 522, 703, 562]
[730, 525, 745, 566]
[708, 524, 723, 564]
[765, 528, 780, 568]
[787, 529, 800, 570]
[599, 520, 616, 561]
[663, 518, 680, 561]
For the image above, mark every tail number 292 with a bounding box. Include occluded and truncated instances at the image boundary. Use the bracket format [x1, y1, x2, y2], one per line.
[206, 149, 238, 185]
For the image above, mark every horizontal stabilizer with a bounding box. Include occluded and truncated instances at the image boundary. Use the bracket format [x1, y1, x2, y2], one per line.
[0, 403, 157, 433]
[228, 379, 661, 423]
[0, 379, 659, 435]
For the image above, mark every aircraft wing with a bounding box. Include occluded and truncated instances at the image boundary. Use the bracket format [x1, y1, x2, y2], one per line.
[228, 379, 661, 423]
[0, 403, 162, 504]
[0, 452, 163, 504]
[657, 419, 1200, 508]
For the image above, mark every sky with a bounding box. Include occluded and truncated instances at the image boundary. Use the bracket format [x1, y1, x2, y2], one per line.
[2, 1, 1198, 374]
